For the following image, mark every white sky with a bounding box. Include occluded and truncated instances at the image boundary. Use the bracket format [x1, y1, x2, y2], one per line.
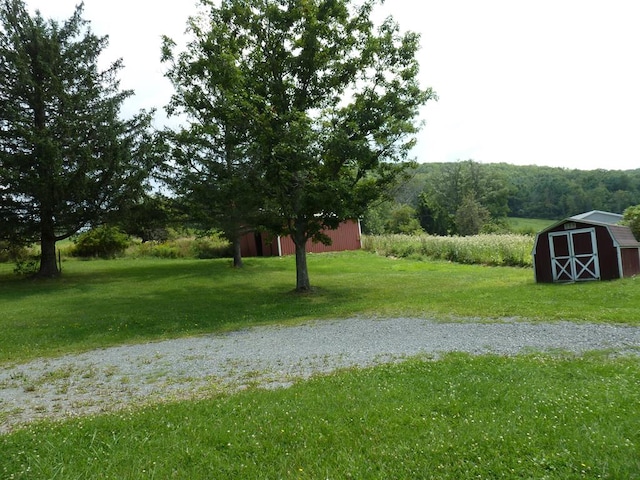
[28, 0, 640, 171]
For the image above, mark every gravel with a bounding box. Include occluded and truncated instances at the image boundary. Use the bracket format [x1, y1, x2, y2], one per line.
[2, 317, 640, 433]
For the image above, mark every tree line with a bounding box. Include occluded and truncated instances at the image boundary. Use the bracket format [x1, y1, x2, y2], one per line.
[363, 161, 640, 236]
[0, 0, 434, 291]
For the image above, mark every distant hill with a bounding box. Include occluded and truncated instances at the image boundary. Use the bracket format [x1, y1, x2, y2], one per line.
[407, 162, 640, 220]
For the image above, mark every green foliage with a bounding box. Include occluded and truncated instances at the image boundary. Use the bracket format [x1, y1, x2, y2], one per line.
[71, 226, 130, 259]
[399, 163, 640, 227]
[190, 235, 233, 259]
[2, 354, 639, 479]
[418, 160, 510, 235]
[163, 0, 436, 290]
[128, 234, 232, 259]
[161, 6, 266, 268]
[622, 204, 640, 240]
[454, 194, 490, 236]
[362, 233, 534, 267]
[116, 194, 177, 243]
[0, 241, 29, 263]
[0, 1, 156, 277]
[361, 201, 393, 235]
[12, 257, 39, 276]
[385, 203, 423, 235]
[424, 163, 640, 220]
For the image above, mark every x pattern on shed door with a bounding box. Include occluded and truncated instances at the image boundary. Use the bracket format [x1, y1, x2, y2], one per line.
[549, 228, 600, 282]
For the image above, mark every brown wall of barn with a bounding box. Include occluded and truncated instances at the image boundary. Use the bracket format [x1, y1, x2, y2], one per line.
[241, 220, 361, 257]
[534, 221, 621, 282]
[533, 233, 553, 283]
[621, 248, 640, 277]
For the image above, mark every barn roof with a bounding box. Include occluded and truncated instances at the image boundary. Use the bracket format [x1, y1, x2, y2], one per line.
[537, 210, 640, 249]
[569, 210, 623, 225]
[607, 225, 640, 248]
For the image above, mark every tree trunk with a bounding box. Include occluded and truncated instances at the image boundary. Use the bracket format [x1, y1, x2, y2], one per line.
[293, 232, 311, 292]
[232, 235, 243, 268]
[38, 233, 60, 278]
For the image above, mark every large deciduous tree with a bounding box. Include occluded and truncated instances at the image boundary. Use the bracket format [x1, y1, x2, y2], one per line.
[161, 6, 265, 268]
[419, 160, 509, 235]
[165, 0, 435, 291]
[0, 0, 154, 277]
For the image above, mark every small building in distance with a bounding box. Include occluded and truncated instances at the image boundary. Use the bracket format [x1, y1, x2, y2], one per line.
[532, 210, 640, 283]
[241, 219, 362, 257]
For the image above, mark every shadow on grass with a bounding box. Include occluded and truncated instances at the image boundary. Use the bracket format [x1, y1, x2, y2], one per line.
[0, 256, 363, 363]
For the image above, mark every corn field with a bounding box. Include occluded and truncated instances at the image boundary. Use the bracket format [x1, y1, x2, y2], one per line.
[362, 234, 535, 267]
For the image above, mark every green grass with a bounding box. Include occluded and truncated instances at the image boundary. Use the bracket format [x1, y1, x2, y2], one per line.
[507, 217, 556, 234]
[2, 251, 640, 364]
[2, 251, 639, 478]
[2, 352, 638, 479]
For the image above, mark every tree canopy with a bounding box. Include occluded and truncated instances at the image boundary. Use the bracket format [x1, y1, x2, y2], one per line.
[0, 0, 155, 276]
[163, 0, 436, 291]
[161, 0, 267, 268]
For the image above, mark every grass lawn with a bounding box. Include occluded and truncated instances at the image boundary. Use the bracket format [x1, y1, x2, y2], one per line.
[507, 217, 556, 234]
[2, 352, 638, 479]
[2, 252, 640, 478]
[2, 251, 640, 364]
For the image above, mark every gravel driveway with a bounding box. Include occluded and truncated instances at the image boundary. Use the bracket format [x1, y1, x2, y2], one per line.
[2, 317, 640, 433]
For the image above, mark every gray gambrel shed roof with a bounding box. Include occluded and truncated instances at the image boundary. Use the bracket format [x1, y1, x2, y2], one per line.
[540, 210, 640, 249]
[569, 210, 623, 225]
[569, 210, 640, 248]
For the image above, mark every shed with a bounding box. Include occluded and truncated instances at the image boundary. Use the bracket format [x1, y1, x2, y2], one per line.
[532, 210, 640, 283]
[241, 219, 362, 257]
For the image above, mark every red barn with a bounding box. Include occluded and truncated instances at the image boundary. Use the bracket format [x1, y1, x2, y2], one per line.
[241, 219, 362, 257]
[533, 211, 640, 283]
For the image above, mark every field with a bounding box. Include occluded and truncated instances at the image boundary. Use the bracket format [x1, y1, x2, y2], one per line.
[362, 233, 535, 266]
[507, 217, 556, 234]
[1, 249, 639, 478]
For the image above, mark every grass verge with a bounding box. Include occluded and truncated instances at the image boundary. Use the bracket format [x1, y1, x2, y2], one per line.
[2, 352, 638, 479]
[2, 251, 640, 364]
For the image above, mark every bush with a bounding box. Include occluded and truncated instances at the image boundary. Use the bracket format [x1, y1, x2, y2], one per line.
[191, 235, 232, 259]
[0, 241, 30, 263]
[13, 256, 39, 276]
[622, 205, 640, 241]
[71, 226, 130, 259]
[126, 234, 231, 259]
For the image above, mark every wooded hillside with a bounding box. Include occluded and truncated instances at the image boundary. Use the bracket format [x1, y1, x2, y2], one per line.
[363, 161, 640, 236]
[406, 162, 640, 220]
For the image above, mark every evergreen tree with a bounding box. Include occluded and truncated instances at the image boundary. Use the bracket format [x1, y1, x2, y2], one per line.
[0, 1, 155, 276]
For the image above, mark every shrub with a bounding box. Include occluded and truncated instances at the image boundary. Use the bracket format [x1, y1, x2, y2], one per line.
[622, 204, 640, 241]
[71, 226, 130, 259]
[0, 241, 30, 263]
[126, 233, 231, 259]
[13, 256, 40, 276]
[191, 235, 232, 259]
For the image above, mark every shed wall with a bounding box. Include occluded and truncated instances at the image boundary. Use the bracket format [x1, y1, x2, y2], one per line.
[241, 220, 361, 257]
[621, 248, 640, 277]
[534, 221, 620, 282]
[592, 224, 619, 280]
[533, 233, 553, 282]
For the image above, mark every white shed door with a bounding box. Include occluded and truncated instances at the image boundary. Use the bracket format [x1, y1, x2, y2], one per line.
[549, 228, 600, 282]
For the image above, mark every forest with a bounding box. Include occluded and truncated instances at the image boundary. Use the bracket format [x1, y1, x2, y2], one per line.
[363, 160, 640, 236]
